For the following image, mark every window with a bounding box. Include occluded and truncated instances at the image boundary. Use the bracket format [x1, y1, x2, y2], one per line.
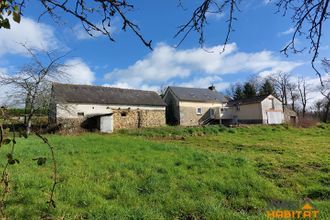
[77, 112, 84, 117]
[196, 107, 202, 115]
[121, 112, 127, 117]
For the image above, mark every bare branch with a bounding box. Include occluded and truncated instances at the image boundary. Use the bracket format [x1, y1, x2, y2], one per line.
[174, 0, 238, 51]
[38, 0, 152, 49]
[277, 0, 330, 82]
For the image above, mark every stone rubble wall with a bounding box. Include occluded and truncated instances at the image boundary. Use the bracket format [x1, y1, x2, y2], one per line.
[112, 109, 165, 130]
[56, 117, 85, 134]
[54, 109, 165, 133]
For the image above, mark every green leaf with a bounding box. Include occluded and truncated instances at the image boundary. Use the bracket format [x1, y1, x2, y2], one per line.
[2, 139, 11, 145]
[13, 11, 20, 23]
[1, 18, 10, 29]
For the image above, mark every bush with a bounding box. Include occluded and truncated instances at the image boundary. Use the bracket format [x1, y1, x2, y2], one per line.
[296, 117, 319, 128]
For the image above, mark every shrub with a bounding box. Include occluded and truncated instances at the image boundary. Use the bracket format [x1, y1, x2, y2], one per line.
[296, 117, 319, 128]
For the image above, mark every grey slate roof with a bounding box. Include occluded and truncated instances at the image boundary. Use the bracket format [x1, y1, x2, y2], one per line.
[228, 95, 270, 106]
[168, 86, 227, 103]
[52, 83, 166, 106]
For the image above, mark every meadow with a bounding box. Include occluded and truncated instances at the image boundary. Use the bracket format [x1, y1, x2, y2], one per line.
[0, 124, 329, 219]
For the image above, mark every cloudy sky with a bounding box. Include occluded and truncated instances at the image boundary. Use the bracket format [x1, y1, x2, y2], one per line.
[0, 0, 329, 105]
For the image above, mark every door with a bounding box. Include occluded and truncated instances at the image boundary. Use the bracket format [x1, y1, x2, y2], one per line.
[290, 116, 297, 124]
[100, 115, 113, 133]
[267, 112, 284, 124]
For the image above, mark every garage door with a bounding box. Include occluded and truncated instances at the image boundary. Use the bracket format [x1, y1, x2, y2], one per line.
[267, 112, 284, 124]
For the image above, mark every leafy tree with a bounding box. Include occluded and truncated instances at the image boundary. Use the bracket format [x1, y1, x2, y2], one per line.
[243, 82, 256, 98]
[233, 84, 244, 100]
[0, 1, 21, 29]
[259, 79, 274, 96]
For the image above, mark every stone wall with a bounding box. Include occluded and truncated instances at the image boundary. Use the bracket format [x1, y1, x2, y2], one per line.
[178, 102, 223, 126]
[55, 109, 165, 133]
[284, 108, 298, 124]
[56, 117, 85, 134]
[112, 109, 165, 130]
[179, 106, 204, 126]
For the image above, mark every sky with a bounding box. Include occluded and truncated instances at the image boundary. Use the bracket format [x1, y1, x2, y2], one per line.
[0, 0, 329, 106]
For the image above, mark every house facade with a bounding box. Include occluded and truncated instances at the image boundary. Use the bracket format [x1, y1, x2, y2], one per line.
[163, 86, 296, 126]
[49, 83, 166, 133]
[163, 86, 228, 126]
[228, 95, 287, 124]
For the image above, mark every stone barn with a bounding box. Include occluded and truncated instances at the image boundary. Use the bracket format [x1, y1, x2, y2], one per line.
[49, 83, 166, 133]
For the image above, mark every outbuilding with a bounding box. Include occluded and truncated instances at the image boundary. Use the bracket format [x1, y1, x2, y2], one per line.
[228, 94, 286, 124]
[49, 83, 166, 133]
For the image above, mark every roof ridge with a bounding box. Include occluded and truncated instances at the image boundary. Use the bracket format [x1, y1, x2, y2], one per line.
[169, 86, 217, 91]
[53, 82, 158, 94]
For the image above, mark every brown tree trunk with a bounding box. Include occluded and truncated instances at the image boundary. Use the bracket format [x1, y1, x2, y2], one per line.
[323, 101, 330, 122]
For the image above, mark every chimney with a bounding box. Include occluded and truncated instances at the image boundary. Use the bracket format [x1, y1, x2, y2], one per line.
[208, 84, 215, 91]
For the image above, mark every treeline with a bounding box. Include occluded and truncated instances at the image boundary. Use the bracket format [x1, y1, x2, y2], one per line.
[226, 72, 330, 122]
[229, 79, 274, 100]
[7, 108, 48, 117]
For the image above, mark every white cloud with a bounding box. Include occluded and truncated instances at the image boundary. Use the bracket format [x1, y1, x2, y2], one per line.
[304, 73, 330, 106]
[278, 27, 295, 36]
[58, 58, 96, 85]
[177, 76, 230, 91]
[205, 12, 225, 20]
[0, 69, 11, 106]
[104, 43, 301, 91]
[0, 17, 58, 56]
[263, 0, 272, 5]
[73, 22, 117, 40]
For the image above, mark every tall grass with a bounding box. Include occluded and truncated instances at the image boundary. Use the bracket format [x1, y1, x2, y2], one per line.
[0, 124, 329, 219]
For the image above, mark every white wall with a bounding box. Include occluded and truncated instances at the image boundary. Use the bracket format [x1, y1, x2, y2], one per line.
[56, 103, 165, 119]
[261, 95, 284, 124]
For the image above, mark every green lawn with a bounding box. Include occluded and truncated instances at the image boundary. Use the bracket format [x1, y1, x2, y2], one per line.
[0, 124, 329, 219]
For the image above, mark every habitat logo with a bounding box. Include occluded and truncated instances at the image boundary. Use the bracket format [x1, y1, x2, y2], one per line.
[266, 203, 319, 219]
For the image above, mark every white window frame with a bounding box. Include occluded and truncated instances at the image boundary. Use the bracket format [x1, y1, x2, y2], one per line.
[196, 107, 202, 115]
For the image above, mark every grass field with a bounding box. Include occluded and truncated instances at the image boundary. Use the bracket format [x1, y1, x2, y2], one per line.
[0, 124, 329, 219]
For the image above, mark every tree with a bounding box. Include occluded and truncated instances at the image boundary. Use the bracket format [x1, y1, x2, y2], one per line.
[0, 1, 329, 78]
[318, 59, 330, 122]
[287, 82, 299, 112]
[270, 72, 290, 111]
[259, 79, 274, 96]
[233, 83, 244, 100]
[297, 77, 310, 118]
[0, 45, 68, 135]
[243, 82, 256, 98]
